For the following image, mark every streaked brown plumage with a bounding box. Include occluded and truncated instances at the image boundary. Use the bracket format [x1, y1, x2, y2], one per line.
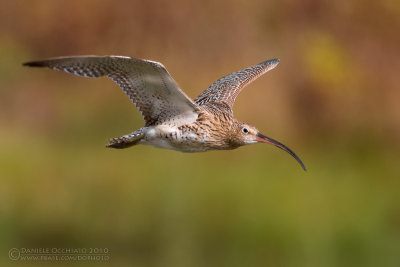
[23, 56, 306, 170]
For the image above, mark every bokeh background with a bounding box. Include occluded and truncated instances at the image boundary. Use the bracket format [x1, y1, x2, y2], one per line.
[1, 0, 399, 266]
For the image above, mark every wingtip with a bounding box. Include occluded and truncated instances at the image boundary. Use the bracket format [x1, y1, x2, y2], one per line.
[22, 61, 45, 67]
[269, 58, 280, 65]
[260, 58, 280, 69]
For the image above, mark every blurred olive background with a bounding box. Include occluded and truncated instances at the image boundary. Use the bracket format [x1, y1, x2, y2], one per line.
[1, 0, 399, 266]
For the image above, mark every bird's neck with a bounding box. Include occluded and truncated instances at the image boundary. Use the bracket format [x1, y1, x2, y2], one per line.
[195, 108, 238, 150]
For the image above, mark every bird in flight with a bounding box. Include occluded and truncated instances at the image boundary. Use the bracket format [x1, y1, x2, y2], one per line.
[24, 56, 306, 170]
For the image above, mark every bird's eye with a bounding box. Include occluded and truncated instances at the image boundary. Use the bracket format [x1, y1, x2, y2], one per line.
[242, 128, 249, 134]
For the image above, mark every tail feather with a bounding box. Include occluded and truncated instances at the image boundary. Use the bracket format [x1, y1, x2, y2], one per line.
[106, 130, 145, 149]
[106, 137, 141, 149]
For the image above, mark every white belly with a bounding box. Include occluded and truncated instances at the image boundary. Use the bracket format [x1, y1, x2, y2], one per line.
[140, 125, 209, 153]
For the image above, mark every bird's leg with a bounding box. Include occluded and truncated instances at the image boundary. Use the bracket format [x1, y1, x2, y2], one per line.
[106, 129, 145, 149]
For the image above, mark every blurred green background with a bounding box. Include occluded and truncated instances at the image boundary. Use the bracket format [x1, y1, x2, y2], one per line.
[1, 0, 399, 266]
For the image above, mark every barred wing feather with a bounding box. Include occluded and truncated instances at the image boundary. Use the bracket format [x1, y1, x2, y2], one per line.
[195, 58, 280, 112]
[24, 56, 199, 126]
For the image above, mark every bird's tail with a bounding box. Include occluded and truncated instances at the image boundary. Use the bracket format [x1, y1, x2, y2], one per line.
[106, 130, 144, 149]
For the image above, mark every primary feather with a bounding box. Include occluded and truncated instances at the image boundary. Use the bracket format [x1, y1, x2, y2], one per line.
[24, 56, 199, 126]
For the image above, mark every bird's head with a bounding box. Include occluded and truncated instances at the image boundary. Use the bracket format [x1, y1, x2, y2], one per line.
[230, 122, 306, 171]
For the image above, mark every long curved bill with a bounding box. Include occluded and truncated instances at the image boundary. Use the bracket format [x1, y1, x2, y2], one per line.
[256, 133, 306, 171]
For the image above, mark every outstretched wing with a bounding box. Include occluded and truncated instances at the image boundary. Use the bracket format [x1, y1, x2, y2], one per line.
[195, 58, 280, 111]
[24, 56, 199, 126]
